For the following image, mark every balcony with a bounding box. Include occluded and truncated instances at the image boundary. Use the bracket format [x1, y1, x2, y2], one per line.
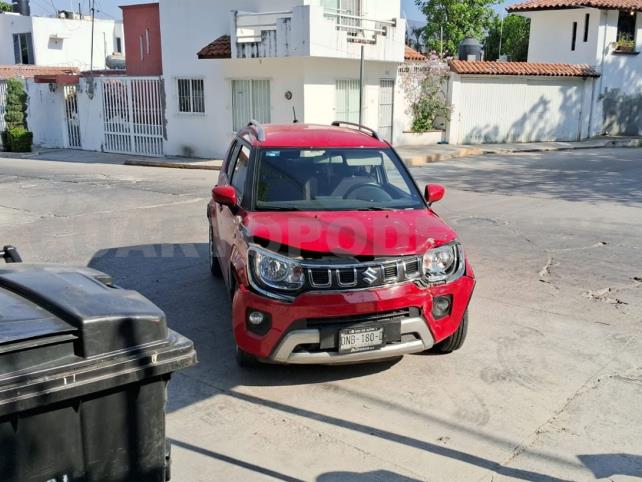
[230, 5, 405, 63]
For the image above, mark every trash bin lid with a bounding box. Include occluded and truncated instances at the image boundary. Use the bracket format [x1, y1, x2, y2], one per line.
[0, 264, 196, 416]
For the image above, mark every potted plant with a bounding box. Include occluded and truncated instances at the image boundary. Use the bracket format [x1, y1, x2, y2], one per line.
[2, 78, 32, 152]
[615, 34, 636, 53]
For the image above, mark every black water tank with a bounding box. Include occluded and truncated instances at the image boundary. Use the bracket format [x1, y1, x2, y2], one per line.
[458, 37, 483, 61]
[12, 0, 30, 16]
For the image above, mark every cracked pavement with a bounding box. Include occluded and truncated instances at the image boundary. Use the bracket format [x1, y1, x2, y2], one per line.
[1, 148, 641, 481]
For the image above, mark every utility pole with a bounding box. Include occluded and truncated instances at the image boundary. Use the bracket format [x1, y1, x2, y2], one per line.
[498, 16, 504, 59]
[358, 44, 365, 126]
[89, 0, 95, 73]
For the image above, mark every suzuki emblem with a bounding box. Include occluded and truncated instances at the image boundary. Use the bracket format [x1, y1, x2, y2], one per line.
[362, 267, 379, 285]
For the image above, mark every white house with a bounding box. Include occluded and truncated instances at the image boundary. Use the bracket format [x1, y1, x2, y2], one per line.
[509, 0, 642, 135]
[0, 11, 124, 71]
[158, 0, 407, 158]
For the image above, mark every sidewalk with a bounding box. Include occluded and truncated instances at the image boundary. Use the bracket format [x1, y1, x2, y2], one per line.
[0, 148, 223, 170]
[396, 136, 642, 166]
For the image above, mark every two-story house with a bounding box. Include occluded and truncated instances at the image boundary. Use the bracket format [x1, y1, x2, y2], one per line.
[158, 0, 406, 158]
[0, 10, 124, 71]
[508, 0, 642, 135]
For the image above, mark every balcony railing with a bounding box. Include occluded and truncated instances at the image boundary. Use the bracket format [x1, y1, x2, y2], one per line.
[231, 5, 405, 62]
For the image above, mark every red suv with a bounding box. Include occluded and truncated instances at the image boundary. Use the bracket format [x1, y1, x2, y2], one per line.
[208, 121, 475, 366]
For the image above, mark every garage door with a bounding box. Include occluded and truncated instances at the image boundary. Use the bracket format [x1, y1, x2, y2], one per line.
[456, 77, 585, 144]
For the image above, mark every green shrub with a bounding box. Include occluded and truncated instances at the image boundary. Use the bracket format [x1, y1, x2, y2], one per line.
[6, 128, 33, 152]
[2, 78, 31, 152]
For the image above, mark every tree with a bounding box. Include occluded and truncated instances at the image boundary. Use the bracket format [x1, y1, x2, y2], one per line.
[485, 14, 531, 61]
[415, 0, 499, 57]
[2, 79, 32, 152]
[0, 1, 12, 12]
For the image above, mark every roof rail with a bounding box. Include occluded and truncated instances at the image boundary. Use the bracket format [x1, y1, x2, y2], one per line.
[331, 121, 381, 140]
[246, 120, 266, 142]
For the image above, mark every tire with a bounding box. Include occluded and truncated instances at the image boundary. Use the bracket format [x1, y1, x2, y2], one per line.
[235, 345, 260, 368]
[208, 222, 223, 278]
[434, 310, 468, 354]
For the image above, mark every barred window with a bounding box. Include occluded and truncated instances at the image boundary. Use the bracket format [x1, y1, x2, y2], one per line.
[177, 78, 205, 114]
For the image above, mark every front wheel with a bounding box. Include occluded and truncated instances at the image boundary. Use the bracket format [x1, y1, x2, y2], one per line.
[433, 310, 468, 354]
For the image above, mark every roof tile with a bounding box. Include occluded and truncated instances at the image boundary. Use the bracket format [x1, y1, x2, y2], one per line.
[404, 46, 427, 61]
[508, 0, 642, 12]
[0, 65, 79, 80]
[198, 35, 232, 60]
[449, 60, 601, 77]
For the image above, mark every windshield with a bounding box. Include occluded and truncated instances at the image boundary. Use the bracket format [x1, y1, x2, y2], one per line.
[254, 148, 425, 211]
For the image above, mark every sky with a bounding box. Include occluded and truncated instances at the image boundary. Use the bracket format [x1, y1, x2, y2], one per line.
[28, 0, 515, 22]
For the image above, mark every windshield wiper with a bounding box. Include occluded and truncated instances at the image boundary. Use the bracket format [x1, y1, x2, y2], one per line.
[355, 207, 396, 211]
[259, 206, 302, 212]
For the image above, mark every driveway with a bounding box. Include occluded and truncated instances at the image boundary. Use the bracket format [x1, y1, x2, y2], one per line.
[1, 148, 641, 481]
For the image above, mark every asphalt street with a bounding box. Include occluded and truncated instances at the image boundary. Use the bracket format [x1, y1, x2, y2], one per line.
[1, 147, 641, 481]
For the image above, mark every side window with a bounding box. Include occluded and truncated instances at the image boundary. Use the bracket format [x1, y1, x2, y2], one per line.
[382, 154, 412, 196]
[231, 145, 251, 201]
[224, 141, 238, 180]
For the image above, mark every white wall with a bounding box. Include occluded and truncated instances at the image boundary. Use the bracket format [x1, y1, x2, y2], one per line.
[31, 17, 121, 70]
[25, 81, 66, 148]
[525, 9, 601, 65]
[447, 74, 595, 144]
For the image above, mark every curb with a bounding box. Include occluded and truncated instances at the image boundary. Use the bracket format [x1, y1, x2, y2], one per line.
[401, 138, 642, 166]
[124, 160, 220, 171]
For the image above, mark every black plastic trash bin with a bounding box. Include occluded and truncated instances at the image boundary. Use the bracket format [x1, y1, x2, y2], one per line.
[0, 251, 197, 482]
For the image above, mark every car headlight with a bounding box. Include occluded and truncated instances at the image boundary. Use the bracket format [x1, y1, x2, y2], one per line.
[423, 242, 465, 283]
[249, 247, 305, 292]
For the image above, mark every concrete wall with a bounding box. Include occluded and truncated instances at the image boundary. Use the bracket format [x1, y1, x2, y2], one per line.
[121, 3, 163, 76]
[447, 74, 595, 144]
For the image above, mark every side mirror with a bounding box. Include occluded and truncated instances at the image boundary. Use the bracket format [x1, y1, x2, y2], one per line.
[425, 184, 446, 205]
[212, 186, 238, 208]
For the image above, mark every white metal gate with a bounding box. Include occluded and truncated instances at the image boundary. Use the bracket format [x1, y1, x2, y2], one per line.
[101, 77, 164, 156]
[378, 79, 394, 142]
[63, 85, 81, 148]
[0, 81, 7, 143]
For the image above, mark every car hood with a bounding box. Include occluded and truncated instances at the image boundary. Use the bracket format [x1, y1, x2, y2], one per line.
[243, 210, 458, 257]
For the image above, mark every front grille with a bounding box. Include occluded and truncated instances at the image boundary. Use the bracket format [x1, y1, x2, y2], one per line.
[307, 307, 419, 328]
[304, 256, 423, 291]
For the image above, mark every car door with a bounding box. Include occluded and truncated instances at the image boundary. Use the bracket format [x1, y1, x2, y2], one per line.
[216, 142, 252, 285]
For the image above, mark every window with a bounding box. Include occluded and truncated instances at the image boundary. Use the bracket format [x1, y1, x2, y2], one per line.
[231, 145, 251, 201]
[115, 37, 122, 54]
[232, 80, 271, 132]
[224, 141, 239, 179]
[336, 80, 360, 123]
[13, 33, 34, 64]
[145, 28, 151, 54]
[617, 11, 637, 48]
[571, 21, 578, 51]
[584, 14, 590, 42]
[177, 78, 205, 114]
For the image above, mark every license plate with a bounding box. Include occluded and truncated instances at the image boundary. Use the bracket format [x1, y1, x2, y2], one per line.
[339, 327, 384, 354]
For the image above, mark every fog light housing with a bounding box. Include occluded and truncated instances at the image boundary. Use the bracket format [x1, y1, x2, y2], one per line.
[246, 310, 272, 336]
[432, 295, 453, 320]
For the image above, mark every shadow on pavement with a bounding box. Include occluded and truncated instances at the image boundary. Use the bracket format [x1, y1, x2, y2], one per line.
[411, 148, 642, 206]
[577, 453, 642, 479]
[87, 243, 594, 482]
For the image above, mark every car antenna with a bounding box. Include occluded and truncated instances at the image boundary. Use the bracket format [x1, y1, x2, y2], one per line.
[292, 107, 299, 124]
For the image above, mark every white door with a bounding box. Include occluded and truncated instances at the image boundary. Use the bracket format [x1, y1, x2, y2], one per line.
[232, 80, 271, 132]
[63, 85, 81, 148]
[378, 79, 394, 142]
[336, 80, 360, 124]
